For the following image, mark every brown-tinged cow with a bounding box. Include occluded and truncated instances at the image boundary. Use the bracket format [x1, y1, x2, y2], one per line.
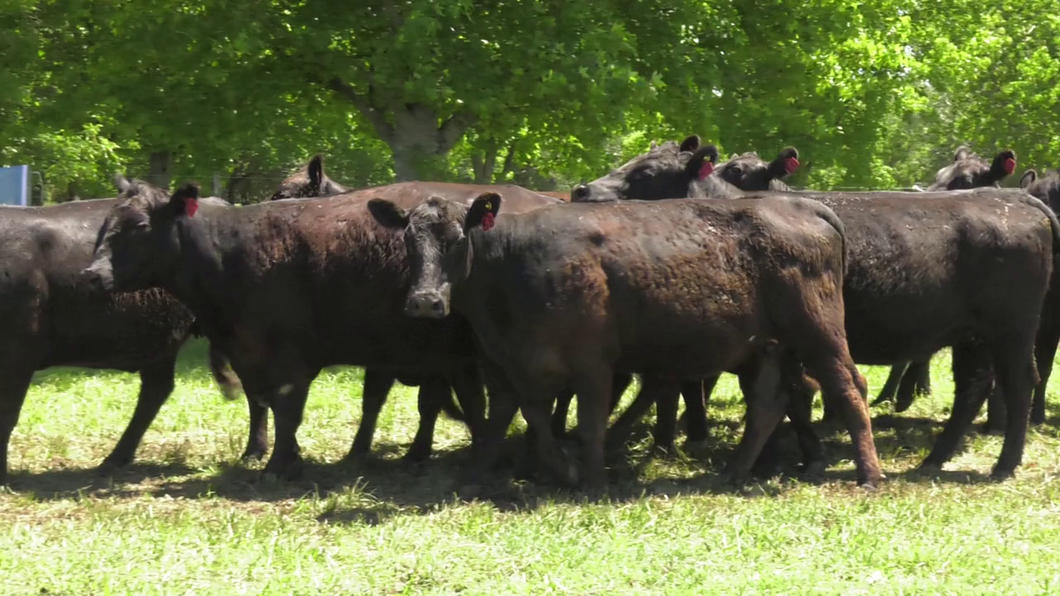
[572, 135, 1056, 480]
[369, 191, 883, 494]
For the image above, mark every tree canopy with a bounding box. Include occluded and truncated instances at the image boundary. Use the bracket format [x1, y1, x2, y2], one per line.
[2, 0, 1058, 202]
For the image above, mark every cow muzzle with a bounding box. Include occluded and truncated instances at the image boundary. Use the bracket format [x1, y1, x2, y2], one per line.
[405, 291, 449, 318]
[80, 261, 114, 292]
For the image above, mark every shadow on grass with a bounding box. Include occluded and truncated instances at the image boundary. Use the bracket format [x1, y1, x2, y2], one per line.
[4, 411, 1005, 525]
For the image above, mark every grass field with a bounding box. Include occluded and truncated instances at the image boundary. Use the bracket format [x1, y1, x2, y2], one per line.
[4, 340, 1060, 595]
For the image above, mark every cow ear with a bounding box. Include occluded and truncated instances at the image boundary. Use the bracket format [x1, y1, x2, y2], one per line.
[686, 144, 719, 180]
[991, 149, 1017, 179]
[368, 199, 410, 230]
[170, 183, 201, 218]
[678, 135, 701, 153]
[465, 192, 502, 233]
[769, 147, 801, 178]
[953, 145, 971, 162]
[114, 173, 133, 194]
[1020, 169, 1037, 189]
[308, 154, 324, 189]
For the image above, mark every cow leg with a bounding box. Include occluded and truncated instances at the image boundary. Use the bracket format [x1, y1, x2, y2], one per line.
[982, 384, 1007, 435]
[207, 343, 243, 401]
[726, 351, 786, 481]
[457, 365, 521, 497]
[914, 356, 932, 396]
[0, 366, 34, 485]
[872, 362, 909, 407]
[787, 373, 824, 474]
[682, 377, 711, 443]
[991, 340, 1037, 479]
[346, 369, 396, 460]
[550, 390, 575, 438]
[404, 376, 451, 463]
[99, 356, 177, 474]
[559, 374, 632, 444]
[241, 396, 270, 462]
[573, 367, 615, 492]
[895, 360, 926, 413]
[519, 399, 579, 487]
[262, 376, 313, 480]
[652, 379, 682, 453]
[1032, 315, 1060, 425]
[448, 365, 487, 451]
[607, 380, 661, 450]
[919, 342, 993, 470]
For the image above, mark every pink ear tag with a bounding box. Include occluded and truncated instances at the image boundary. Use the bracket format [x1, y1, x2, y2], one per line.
[1004, 158, 1016, 175]
[481, 212, 495, 231]
[785, 157, 801, 174]
[698, 161, 714, 180]
[184, 197, 199, 218]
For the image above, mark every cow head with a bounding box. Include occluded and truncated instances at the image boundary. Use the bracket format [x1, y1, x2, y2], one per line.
[269, 154, 349, 200]
[83, 176, 202, 292]
[928, 145, 1017, 190]
[368, 192, 501, 318]
[570, 135, 719, 202]
[713, 147, 800, 191]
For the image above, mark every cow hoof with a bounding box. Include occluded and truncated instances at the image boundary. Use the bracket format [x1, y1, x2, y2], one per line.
[96, 454, 132, 477]
[240, 447, 267, 463]
[915, 461, 943, 476]
[261, 458, 303, 482]
[858, 481, 879, 492]
[651, 442, 677, 459]
[869, 394, 892, 407]
[894, 398, 913, 413]
[402, 445, 432, 464]
[803, 460, 827, 478]
[989, 468, 1016, 482]
[456, 483, 484, 501]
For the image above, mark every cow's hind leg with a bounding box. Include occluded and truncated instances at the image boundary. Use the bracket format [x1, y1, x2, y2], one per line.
[607, 377, 665, 450]
[0, 365, 34, 485]
[896, 359, 930, 413]
[262, 374, 315, 480]
[727, 350, 786, 482]
[1031, 312, 1060, 425]
[681, 377, 712, 443]
[346, 369, 396, 460]
[918, 342, 993, 471]
[241, 397, 270, 463]
[991, 340, 1037, 479]
[99, 355, 177, 474]
[457, 363, 522, 497]
[872, 362, 909, 407]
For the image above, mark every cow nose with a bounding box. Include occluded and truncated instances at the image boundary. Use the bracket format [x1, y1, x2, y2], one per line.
[405, 292, 449, 318]
[571, 184, 591, 202]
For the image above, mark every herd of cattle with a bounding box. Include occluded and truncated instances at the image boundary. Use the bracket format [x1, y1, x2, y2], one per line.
[4, 136, 1060, 496]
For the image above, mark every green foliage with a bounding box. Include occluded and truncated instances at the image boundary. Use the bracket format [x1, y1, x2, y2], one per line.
[2, 0, 1058, 197]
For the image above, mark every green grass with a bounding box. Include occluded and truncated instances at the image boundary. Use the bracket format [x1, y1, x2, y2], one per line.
[5, 341, 1060, 595]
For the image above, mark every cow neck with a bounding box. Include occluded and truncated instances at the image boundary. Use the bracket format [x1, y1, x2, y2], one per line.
[166, 211, 236, 341]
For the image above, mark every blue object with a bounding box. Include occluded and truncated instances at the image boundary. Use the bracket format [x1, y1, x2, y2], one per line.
[0, 165, 30, 206]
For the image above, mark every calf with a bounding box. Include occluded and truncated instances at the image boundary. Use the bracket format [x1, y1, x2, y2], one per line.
[573, 136, 1056, 480]
[878, 145, 1018, 415]
[0, 198, 244, 484]
[370, 192, 882, 491]
[84, 179, 559, 478]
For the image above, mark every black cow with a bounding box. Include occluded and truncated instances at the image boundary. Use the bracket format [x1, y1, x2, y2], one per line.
[0, 196, 244, 484]
[83, 179, 560, 478]
[876, 146, 1018, 415]
[573, 135, 1056, 480]
[1020, 167, 1060, 424]
[370, 192, 883, 492]
[268, 157, 471, 462]
[269, 154, 349, 200]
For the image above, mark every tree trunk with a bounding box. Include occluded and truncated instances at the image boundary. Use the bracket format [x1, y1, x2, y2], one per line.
[323, 78, 477, 182]
[148, 151, 171, 190]
[498, 140, 519, 182]
[472, 141, 499, 184]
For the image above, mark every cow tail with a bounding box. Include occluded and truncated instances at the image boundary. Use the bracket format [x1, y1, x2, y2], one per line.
[207, 343, 243, 401]
[815, 202, 848, 276]
[1022, 194, 1060, 255]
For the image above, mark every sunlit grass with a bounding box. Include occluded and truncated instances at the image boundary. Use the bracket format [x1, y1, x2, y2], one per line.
[3, 341, 1060, 594]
